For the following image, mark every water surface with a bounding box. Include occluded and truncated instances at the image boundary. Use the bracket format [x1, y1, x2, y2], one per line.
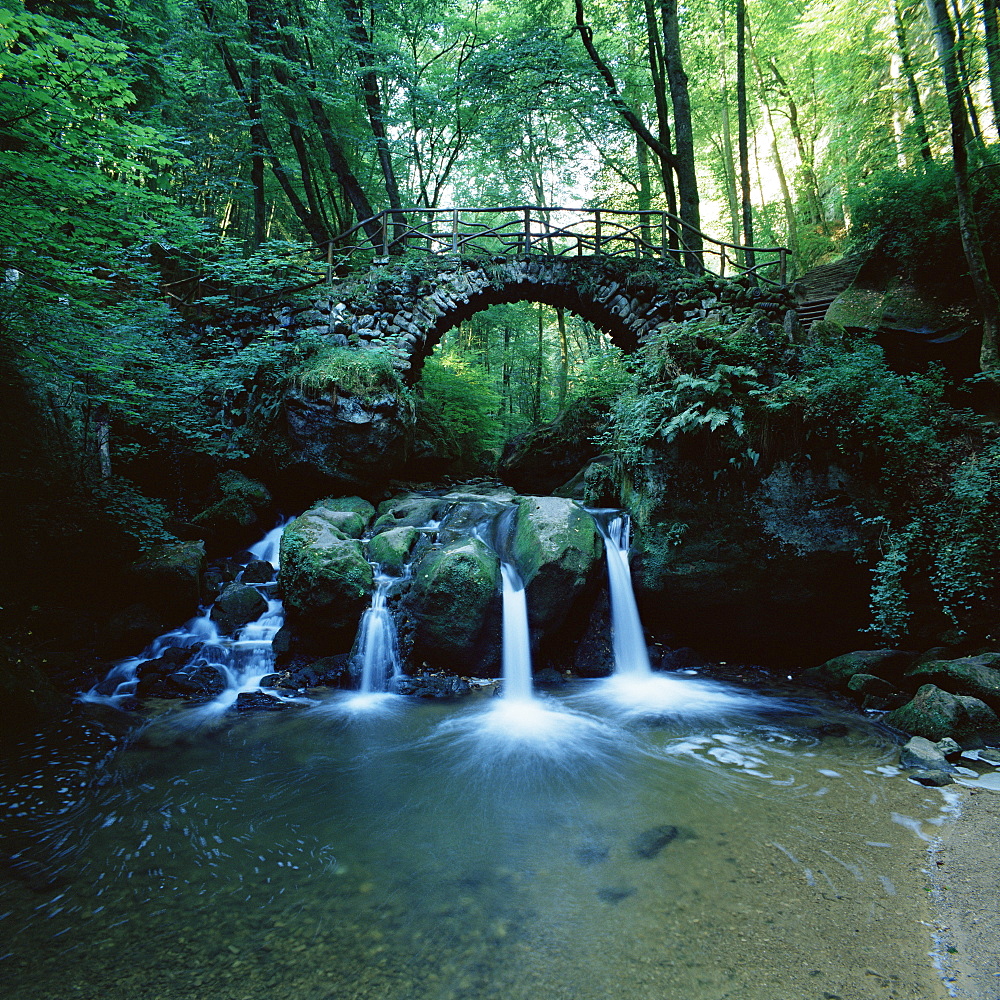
[0, 684, 950, 1000]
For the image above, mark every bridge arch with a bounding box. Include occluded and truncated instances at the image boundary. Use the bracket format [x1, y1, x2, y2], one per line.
[285, 256, 792, 383]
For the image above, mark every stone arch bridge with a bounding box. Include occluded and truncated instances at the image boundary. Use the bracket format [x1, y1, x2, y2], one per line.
[261, 207, 795, 380]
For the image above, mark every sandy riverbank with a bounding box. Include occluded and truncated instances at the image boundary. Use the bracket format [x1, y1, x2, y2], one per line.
[928, 787, 1000, 998]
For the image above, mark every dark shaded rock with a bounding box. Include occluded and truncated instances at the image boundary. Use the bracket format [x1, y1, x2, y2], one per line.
[498, 396, 610, 495]
[886, 684, 1000, 745]
[129, 541, 206, 621]
[191, 471, 273, 552]
[632, 824, 679, 859]
[274, 385, 414, 495]
[909, 769, 955, 787]
[241, 559, 275, 584]
[573, 589, 614, 678]
[534, 667, 566, 688]
[394, 673, 472, 698]
[661, 646, 708, 671]
[800, 649, 915, 693]
[235, 691, 289, 711]
[211, 583, 267, 636]
[846, 672, 908, 710]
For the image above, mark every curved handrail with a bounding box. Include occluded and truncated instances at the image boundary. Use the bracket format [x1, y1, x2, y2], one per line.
[320, 205, 789, 287]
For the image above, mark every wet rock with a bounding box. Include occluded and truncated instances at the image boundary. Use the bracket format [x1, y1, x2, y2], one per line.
[936, 737, 963, 758]
[632, 824, 679, 859]
[368, 525, 419, 575]
[235, 691, 288, 711]
[279, 500, 374, 645]
[900, 736, 950, 771]
[241, 559, 275, 584]
[886, 684, 1000, 745]
[394, 673, 472, 698]
[511, 495, 603, 645]
[191, 471, 273, 552]
[909, 769, 955, 787]
[403, 538, 500, 675]
[534, 667, 566, 688]
[801, 649, 915, 694]
[211, 582, 267, 636]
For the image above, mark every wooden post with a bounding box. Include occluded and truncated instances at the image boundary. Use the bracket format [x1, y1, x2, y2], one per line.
[595, 209, 602, 255]
[326, 241, 333, 284]
[523, 207, 531, 254]
[779, 248, 788, 286]
[452, 208, 459, 254]
[660, 213, 667, 259]
[382, 209, 389, 258]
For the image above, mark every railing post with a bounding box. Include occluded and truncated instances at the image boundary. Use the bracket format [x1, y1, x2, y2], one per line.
[595, 209, 602, 255]
[382, 208, 389, 258]
[523, 207, 531, 254]
[779, 248, 788, 285]
[326, 241, 333, 284]
[660, 213, 667, 260]
[452, 208, 459, 254]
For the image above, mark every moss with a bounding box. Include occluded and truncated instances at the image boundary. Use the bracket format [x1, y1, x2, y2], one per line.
[368, 526, 419, 575]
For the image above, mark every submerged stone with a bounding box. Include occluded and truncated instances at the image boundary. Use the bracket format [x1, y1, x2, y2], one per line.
[631, 824, 680, 859]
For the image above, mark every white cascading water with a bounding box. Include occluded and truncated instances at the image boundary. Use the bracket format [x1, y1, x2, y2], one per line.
[499, 560, 533, 701]
[594, 512, 652, 677]
[352, 570, 404, 694]
[81, 521, 290, 713]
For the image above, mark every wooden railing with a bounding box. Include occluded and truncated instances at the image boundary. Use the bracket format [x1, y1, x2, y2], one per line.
[323, 205, 789, 286]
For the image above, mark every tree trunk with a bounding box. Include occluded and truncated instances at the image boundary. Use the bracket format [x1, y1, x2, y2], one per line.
[642, 0, 679, 226]
[925, 0, 1000, 374]
[247, 0, 267, 246]
[660, 0, 703, 268]
[948, 0, 986, 146]
[557, 307, 569, 410]
[736, 0, 756, 277]
[982, 0, 1000, 135]
[892, 0, 935, 165]
[340, 0, 407, 240]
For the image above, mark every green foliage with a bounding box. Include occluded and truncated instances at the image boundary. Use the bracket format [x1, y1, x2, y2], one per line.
[567, 347, 632, 405]
[846, 161, 1000, 290]
[415, 356, 502, 471]
[293, 345, 405, 398]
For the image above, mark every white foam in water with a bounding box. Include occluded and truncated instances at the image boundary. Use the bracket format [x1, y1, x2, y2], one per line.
[352, 571, 405, 695]
[585, 672, 757, 720]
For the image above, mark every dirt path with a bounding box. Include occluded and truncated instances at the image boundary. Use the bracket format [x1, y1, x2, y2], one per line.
[929, 787, 1000, 998]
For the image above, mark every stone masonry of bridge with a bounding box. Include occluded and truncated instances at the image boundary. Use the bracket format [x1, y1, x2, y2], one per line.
[266, 255, 797, 380]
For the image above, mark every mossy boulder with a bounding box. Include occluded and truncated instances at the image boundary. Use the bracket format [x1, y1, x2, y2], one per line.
[368, 526, 419, 576]
[885, 683, 1000, 746]
[279, 501, 375, 648]
[511, 496, 603, 644]
[402, 537, 500, 675]
[191, 471, 273, 552]
[211, 582, 267, 635]
[374, 494, 447, 530]
[800, 649, 915, 693]
[905, 654, 1000, 712]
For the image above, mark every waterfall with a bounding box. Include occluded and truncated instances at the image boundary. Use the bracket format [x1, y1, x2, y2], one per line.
[477, 505, 535, 701]
[82, 523, 291, 711]
[499, 560, 533, 701]
[592, 510, 652, 677]
[351, 571, 404, 694]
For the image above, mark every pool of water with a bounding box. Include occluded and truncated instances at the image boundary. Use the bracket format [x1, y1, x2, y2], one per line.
[0, 681, 952, 1000]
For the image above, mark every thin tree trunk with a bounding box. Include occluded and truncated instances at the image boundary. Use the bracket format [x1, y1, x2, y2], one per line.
[557, 307, 569, 411]
[736, 0, 756, 277]
[248, 0, 267, 246]
[892, 0, 935, 165]
[925, 0, 1000, 374]
[982, 0, 1000, 134]
[642, 0, 679, 225]
[341, 0, 407, 239]
[948, 0, 986, 146]
[660, 0, 703, 268]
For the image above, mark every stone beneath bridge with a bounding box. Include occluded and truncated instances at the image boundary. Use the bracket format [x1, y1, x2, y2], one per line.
[267, 254, 793, 381]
